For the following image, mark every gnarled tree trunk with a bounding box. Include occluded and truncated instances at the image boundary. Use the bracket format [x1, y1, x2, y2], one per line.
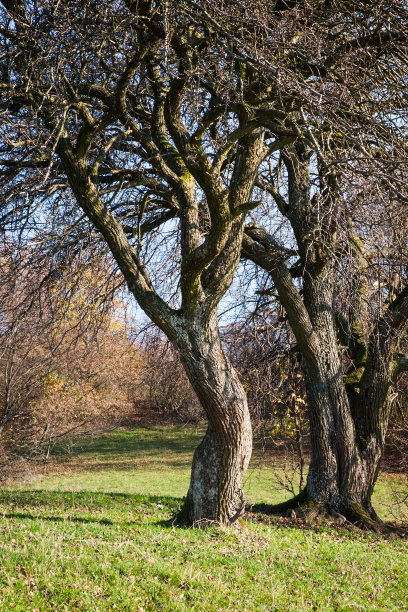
[176, 318, 252, 525]
[300, 265, 375, 521]
[243, 143, 408, 528]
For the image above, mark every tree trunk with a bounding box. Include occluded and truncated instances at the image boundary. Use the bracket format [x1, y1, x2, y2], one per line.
[299, 271, 386, 524]
[242, 143, 408, 529]
[176, 317, 252, 526]
[303, 374, 384, 522]
[304, 394, 386, 526]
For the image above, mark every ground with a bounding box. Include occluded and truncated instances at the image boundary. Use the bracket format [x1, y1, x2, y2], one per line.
[0, 426, 407, 611]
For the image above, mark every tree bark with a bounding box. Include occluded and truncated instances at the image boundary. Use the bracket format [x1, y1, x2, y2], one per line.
[279, 261, 392, 524]
[176, 317, 252, 525]
[242, 144, 407, 527]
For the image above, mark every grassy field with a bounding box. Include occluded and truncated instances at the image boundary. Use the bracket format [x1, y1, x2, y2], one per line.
[0, 426, 407, 611]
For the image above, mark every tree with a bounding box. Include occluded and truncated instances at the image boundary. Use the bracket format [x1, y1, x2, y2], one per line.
[221, 0, 408, 524]
[242, 155, 408, 526]
[0, 0, 281, 524]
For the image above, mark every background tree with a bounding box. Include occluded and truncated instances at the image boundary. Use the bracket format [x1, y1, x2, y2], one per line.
[136, 327, 202, 421]
[223, 308, 308, 496]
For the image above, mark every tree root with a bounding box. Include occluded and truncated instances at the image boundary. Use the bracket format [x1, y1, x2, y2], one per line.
[252, 493, 403, 533]
[339, 503, 385, 533]
[175, 491, 247, 529]
[178, 491, 406, 534]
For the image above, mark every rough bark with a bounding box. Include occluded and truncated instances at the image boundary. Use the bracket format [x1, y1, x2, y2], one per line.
[180, 331, 252, 525]
[301, 279, 382, 522]
[176, 318, 252, 525]
[243, 144, 408, 527]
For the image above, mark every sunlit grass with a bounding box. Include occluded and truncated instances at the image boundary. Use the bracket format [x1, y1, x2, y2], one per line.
[1, 426, 407, 611]
[18, 426, 406, 521]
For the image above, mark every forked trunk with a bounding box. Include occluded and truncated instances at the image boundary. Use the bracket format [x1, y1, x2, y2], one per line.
[242, 145, 407, 529]
[304, 375, 386, 524]
[285, 265, 388, 525]
[176, 318, 252, 526]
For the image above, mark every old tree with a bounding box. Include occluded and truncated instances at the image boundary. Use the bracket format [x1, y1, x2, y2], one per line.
[0, 0, 275, 525]
[1, 0, 408, 527]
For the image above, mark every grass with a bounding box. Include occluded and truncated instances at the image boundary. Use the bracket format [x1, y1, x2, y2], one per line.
[1, 425, 407, 611]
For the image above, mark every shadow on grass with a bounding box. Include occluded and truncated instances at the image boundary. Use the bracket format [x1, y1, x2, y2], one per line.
[1, 511, 126, 527]
[0, 489, 185, 523]
[0, 489, 182, 505]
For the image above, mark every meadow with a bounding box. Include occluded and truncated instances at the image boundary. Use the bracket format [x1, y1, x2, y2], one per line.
[0, 426, 407, 611]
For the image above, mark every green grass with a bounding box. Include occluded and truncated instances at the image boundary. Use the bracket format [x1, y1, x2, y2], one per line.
[1, 426, 407, 611]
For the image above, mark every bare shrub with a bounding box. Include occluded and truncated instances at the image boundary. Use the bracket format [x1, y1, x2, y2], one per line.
[0, 244, 140, 464]
[223, 312, 308, 494]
